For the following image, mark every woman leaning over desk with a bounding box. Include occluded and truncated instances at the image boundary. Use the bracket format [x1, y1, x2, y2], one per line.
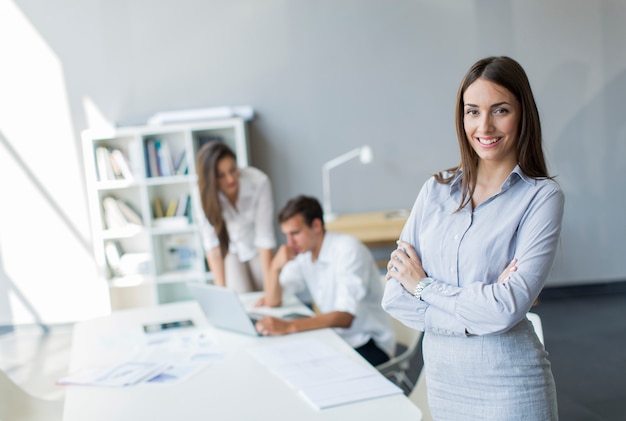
[382, 56, 564, 420]
[196, 141, 276, 293]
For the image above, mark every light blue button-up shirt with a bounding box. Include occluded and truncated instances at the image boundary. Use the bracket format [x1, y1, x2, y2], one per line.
[382, 165, 565, 336]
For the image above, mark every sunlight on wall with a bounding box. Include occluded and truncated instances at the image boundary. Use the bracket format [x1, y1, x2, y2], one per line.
[83, 96, 116, 134]
[0, 1, 109, 324]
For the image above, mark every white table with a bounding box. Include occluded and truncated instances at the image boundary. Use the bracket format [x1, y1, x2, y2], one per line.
[62, 296, 422, 421]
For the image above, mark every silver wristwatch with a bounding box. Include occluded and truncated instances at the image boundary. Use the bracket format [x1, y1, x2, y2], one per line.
[413, 277, 434, 300]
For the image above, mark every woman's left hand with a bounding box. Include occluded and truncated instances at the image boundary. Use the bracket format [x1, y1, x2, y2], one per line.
[386, 240, 426, 293]
[498, 258, 518, 283]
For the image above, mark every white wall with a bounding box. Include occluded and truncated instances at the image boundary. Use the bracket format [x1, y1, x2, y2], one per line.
[1, 0, 625, 324]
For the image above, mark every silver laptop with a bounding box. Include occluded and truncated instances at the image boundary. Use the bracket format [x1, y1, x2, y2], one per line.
[187, 283, 261, 336]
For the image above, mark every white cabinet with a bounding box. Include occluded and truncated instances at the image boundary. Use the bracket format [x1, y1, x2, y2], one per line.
[82, 118, 249, 307]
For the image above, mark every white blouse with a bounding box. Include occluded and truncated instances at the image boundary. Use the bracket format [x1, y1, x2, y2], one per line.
[280, 231, 395, 357]
[197, 167, 276, 262]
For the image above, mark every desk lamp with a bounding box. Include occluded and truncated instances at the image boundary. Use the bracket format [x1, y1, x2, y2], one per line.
[322, 145, 373, 221]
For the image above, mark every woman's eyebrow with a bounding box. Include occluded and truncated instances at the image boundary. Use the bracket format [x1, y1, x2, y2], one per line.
[463, 101, 511, 108]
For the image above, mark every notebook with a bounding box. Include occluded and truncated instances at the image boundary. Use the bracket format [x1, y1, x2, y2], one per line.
[187, 283, 262, 336]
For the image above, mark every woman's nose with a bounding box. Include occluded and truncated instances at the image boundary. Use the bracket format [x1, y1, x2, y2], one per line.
[478, 114, 494, 132]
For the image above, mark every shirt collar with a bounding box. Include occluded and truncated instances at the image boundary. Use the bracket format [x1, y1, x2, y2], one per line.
[449, 164, 535, 194]
[316, 231, 333, 264]
[450, 164, 537, 190]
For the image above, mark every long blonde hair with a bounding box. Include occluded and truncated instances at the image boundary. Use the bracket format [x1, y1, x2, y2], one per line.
[196, 141, 237, 257]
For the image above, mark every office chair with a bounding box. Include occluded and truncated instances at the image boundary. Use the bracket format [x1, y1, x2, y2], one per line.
[407, 313, 546, 421]
[408, 368, 432, 421]
[375, 317, 422, 390]
[0, 369, 64, 421]
[526, 312, 545, 345]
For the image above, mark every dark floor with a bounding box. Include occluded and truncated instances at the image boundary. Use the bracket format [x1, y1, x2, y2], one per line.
[405, 282, 626, 421]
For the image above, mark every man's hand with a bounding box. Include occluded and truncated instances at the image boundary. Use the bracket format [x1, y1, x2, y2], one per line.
[270, 244, 297, 273]
[254, 295, 269, 307]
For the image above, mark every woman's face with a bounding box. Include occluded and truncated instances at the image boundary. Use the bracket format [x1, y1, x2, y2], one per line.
[215, 156, 239, 199]
[463, 78, 520, 167]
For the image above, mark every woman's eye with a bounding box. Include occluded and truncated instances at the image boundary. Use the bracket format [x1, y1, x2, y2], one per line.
[494, 108, 509, 115]
[465, 109, 478, 115]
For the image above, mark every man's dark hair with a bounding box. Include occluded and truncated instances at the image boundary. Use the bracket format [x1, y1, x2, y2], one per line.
[278, 195, 325, 228]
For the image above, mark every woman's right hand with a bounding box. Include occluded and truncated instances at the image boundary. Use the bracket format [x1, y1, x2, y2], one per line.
[385, 240, 426, 293]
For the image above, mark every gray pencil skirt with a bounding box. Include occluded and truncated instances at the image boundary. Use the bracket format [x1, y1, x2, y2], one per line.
[422, 318, 558, 421]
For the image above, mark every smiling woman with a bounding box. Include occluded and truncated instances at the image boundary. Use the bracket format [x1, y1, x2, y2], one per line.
[462, 78, 521, 207]
[382, 56, 564, 420]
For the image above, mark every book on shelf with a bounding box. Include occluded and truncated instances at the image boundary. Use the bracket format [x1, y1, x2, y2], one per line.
[174, 150, 188, 175]
[153, 198, 165, 219]
[96, 147, 134, 181]
[117, 199, 143, 225]
[110, 149, 134, 180]
[146, 139, 160, 178]
[153, 194, 190, 221]
[165, 197, 179, 218]
[102, 196, 143, 230]
[157, 141, 175, 176]
[95, 146, 115, 181]
[145, 138, 179, 178]
[104, 240, 122, 275]
[175, 194, 190, 218]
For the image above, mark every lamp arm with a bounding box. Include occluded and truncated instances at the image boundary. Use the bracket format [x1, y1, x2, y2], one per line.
[322, 148, 361, 218]
[321, 148, 361, 172]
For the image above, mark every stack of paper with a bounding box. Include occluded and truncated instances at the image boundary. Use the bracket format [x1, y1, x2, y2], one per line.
[57, 361, 169, 387]
[249, 338, 403, 409]
[58, 328, 225, 387]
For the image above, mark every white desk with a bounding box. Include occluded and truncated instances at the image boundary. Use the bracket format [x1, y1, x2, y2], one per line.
[62, 297, 422, 421]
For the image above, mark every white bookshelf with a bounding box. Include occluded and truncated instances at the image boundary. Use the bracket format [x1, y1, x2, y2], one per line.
[82, 118, 250, 307]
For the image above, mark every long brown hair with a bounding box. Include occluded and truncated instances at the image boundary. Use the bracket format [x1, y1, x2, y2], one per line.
[436, 56, 551, 211]
[196, 141, 237, 257]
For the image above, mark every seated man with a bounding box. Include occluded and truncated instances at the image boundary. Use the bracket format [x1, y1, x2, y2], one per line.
[255, 195, 394, 366]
